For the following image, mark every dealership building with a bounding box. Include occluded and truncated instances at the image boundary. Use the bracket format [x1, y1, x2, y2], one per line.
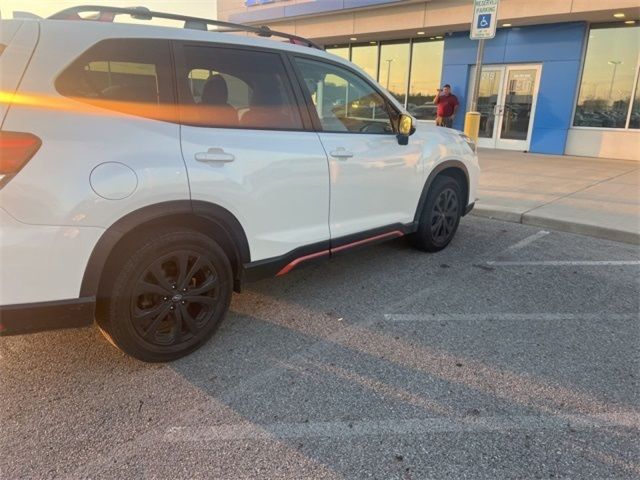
[217, 0, 640, 160]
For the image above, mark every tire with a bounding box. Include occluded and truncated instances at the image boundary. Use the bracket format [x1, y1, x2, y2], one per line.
[98, 229, 232, 362]
[410, 175, 463, 252]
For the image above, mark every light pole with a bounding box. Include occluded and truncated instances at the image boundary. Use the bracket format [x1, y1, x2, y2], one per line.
[608, 60, 622, 104]
[385, 58, 393, 90]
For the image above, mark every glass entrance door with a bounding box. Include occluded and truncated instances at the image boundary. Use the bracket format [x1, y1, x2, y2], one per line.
[469, 64, 542, 151]
[476, 67, 504, 145]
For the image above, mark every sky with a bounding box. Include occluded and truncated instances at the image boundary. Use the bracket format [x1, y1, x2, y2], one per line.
[0, 0, 218, 20]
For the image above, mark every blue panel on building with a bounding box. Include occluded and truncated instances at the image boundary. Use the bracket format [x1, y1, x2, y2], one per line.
[441, 22, 586, 155]
[233, 0, 407, 23]
[481, 30, 508, 64]
[439, 64, 470, 131]
[535, 60, 582, 129]
[285, 0, 343, 18]
[233, 6, 286, 22]
[443, 31, 508, 65]
[245, 0, 276, 5]
[530, 127, 572, 155]
[344, 0, 404, 9]
[503, 23, 586, 62]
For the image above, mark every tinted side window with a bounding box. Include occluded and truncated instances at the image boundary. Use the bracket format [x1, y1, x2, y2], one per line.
[294, 57, 396, 134]
[56, 39, 174, 121]
[176, 45, 303, 130]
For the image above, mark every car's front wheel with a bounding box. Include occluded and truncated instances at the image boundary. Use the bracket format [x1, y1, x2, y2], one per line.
[98, 229, 232, 362]
[410, 175, 463, 252]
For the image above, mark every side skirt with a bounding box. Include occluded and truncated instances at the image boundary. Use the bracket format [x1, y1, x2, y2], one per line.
[242, 222, 417, 282]
[0, 297, 95, 336]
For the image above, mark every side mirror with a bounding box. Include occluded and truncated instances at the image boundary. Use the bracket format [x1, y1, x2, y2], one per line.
[397, 114, 415, 145]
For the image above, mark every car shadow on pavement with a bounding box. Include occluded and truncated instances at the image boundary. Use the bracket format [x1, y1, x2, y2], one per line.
[2, 218, 639, 478]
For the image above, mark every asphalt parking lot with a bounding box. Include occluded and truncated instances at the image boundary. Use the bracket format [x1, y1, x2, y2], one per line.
[1, 216, 639, 479]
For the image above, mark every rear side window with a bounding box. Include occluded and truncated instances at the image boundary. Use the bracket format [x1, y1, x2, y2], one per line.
[176, 45, 303, 130]
[56, 39, 175, 121]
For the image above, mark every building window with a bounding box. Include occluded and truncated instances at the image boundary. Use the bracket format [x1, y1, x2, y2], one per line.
[325, 38, 445, 116]
[574, 23, 640, 129]
[351, 43, 379, 80]
[379, 41, 410, 105]
[407, 39, 444, 120]
[326, 45, 350, 61]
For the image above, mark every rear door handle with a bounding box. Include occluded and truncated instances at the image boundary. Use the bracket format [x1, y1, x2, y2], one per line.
[195, 148, 235, 163]
[329, 148, 354, 159]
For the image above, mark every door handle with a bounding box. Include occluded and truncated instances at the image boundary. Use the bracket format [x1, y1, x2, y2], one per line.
[195, 148, 235, 163]
[329, 148, 354, 160]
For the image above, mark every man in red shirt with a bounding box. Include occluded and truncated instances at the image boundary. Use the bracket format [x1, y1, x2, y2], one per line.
[433, 84, 459, 128]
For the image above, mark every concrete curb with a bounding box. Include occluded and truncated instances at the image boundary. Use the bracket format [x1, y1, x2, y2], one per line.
[470, 205, 524, 224]
[471, 205, 640, 246]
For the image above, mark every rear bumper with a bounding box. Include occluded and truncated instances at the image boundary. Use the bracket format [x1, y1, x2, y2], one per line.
[0, 208, 104, 305]
[0, 297, 95, 336]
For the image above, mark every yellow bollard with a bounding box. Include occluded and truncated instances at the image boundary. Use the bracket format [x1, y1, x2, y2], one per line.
[464, 111, 481, 143]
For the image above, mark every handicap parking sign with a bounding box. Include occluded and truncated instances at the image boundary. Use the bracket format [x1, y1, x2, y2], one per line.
[470, 0, 499, 39]
[477, 14, 491, 29]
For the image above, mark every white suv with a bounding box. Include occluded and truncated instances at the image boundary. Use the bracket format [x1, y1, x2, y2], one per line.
[0, 6, 479, 361]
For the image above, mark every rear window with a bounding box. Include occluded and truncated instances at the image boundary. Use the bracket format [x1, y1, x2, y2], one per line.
[55, 39, 174, 121]
[175, 45, 303, 130]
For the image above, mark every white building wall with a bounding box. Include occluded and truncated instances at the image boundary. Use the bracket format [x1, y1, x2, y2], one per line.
[565, 129, 640, 161]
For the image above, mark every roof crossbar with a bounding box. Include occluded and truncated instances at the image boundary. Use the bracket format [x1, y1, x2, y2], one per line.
[48, 5, 323, 50]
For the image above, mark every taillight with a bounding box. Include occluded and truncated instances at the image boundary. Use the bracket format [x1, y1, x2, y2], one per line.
[0, 131, 41, 184]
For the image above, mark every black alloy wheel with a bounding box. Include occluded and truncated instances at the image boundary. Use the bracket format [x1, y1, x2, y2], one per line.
[430, 187, 459, 245]
[131, 251, 220, 347]
[410, 175, 463, 252]
[99, 230, 232, 362]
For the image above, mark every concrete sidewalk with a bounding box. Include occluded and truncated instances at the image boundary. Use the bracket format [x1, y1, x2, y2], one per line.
[471, 149, 640, 245]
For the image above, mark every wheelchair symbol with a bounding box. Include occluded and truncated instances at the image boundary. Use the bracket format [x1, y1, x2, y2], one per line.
[477, 14, 491, 29]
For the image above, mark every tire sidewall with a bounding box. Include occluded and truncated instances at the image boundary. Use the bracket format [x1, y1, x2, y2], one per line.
[418, 176, 463, 251]
[107, 230, 232, 362]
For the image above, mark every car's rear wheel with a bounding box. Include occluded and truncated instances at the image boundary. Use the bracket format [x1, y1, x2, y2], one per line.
[411, 175, 463, 252]
[98, 230, 232, 362]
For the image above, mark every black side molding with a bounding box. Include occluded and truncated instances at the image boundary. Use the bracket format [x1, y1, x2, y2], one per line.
[243, 239, 331, 282]
[0, 297, 95, 336]
[464, 202, 475, 216]
[243, 222, 417, 280]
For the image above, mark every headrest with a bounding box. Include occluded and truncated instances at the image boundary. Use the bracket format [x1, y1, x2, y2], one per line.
[201, 74, 229, 105]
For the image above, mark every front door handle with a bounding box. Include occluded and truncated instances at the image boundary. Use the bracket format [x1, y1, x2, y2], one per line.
[329, 148, 354, 160]
[195, 148, 235, 163]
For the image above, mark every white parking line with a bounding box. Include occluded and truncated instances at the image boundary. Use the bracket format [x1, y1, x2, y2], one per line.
[383, 313, 639, 322]
[164, 412, 640, 442]
[506, 230, 549, 251]
[487, 260, 640, 266]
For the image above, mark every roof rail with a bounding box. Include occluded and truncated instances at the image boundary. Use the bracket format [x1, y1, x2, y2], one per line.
[48, 5, 323, 50]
